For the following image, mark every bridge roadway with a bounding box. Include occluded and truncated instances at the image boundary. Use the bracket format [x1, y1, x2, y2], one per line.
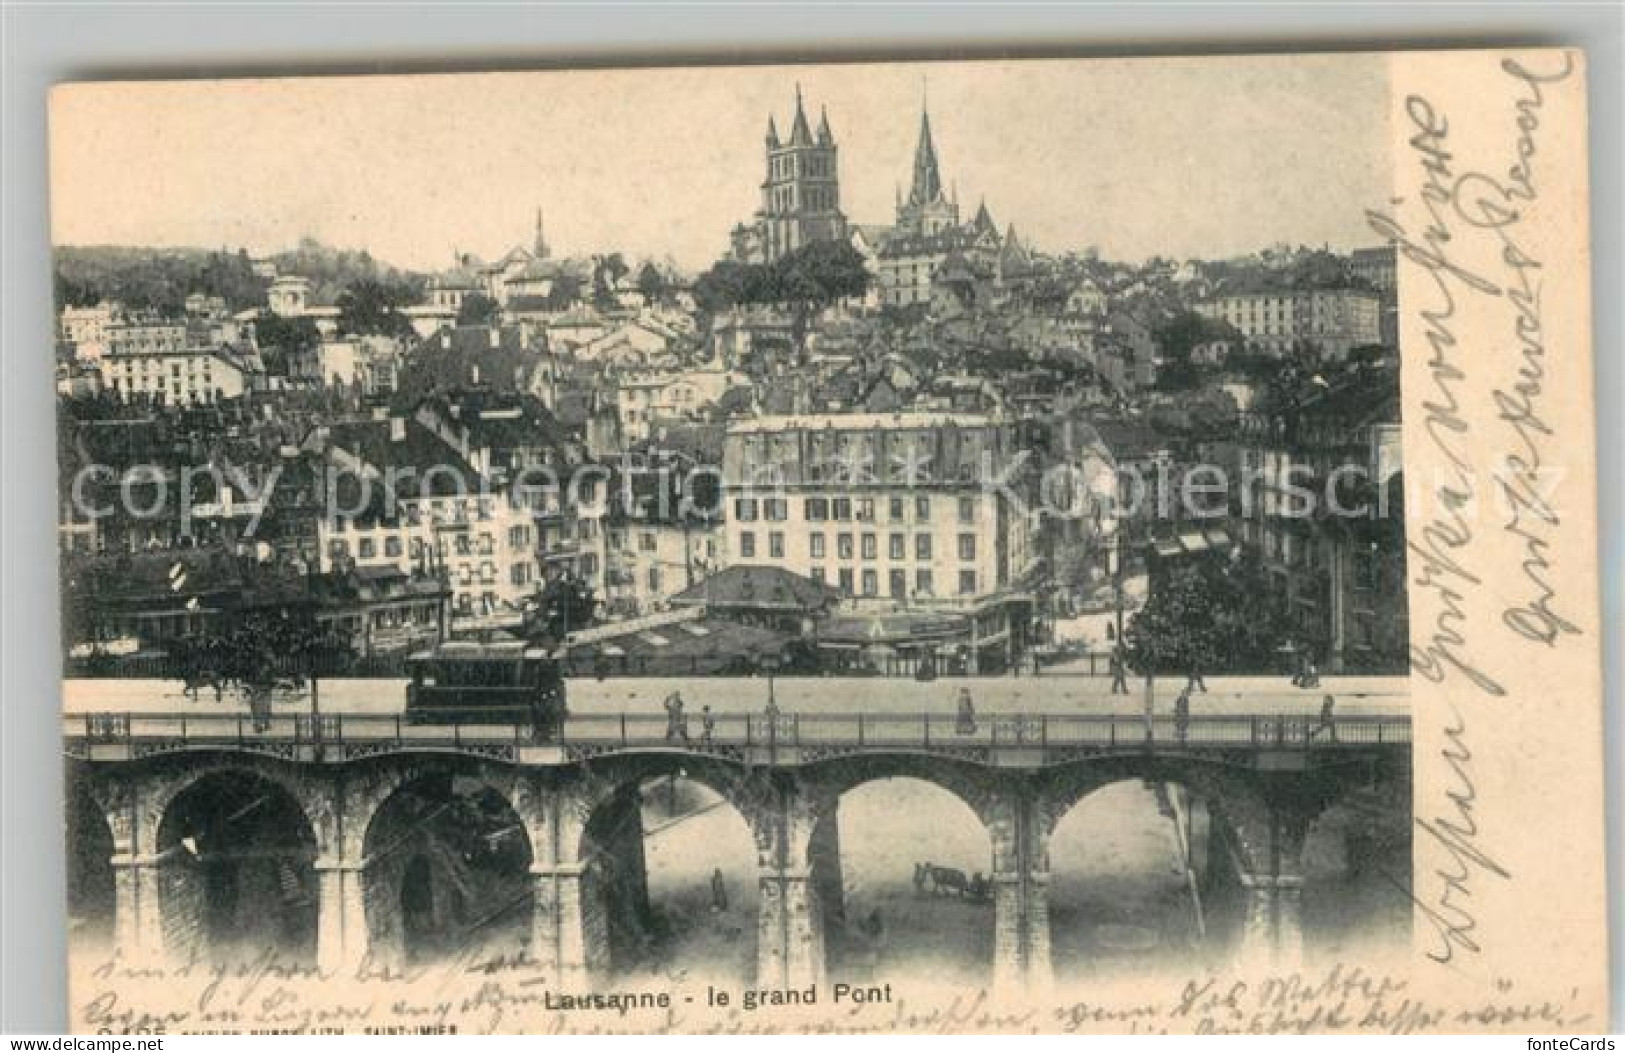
[63, 673, 1409, 717]
[62, 674, 1411, 990]
[63, 675, 1409, 764]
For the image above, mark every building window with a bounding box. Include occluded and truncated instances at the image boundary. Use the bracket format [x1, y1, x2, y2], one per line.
[915, 496, 931, 521]
[805, 498, 829, 521]
[856, 498, 875, 522]
[958, 534, 977, 561]
[958, 496, 976, 524]
[385, 536, 402, 558]
[478, 533, 494, 555]
[640, 532, 657, 553]
[838, 568, 854, 594]
[648, 567, 662, 592]
[735, 498, 759, 522]
[739, 531, 756, 558]
[958, 570, 977, 595]
[861, 534, 877, 560]
[764, 498, 788, 522]
[889, 569, 906, 599]
[916, 569, 934, 596]
[810, 532, 826, 558]
[889, 533, 905, 560]
[833, 498, 852, 521]
[509, 525, 529, 549]
[328, 539, 348, 558]
[915, 534, 932, 560]
[861, 570, 878, 597]
[889, 496, 905, 521]
[1355, 547, 1381, 590]
[769, 532, 785, 558]
[837, 533, 854, 559]
[358, 538, 376, 559]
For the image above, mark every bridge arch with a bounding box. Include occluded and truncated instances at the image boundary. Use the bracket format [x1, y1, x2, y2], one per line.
[65, 777, 117, 948]
[1296, 768, 1412, 958]
[357, 760, 536, 966]
[153, 767, 321, 964]
[569, 756, 763, 981]
[798, 755, 1000, 986]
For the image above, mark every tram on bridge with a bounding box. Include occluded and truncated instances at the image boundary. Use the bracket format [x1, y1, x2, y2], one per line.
[404, 640, 567, 736]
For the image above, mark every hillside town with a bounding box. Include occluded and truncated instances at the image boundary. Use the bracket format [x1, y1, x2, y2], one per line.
[55, 89, 1408, 684]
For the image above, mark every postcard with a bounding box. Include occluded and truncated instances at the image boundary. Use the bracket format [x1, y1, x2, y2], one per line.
[49, 47, 1605, 1034]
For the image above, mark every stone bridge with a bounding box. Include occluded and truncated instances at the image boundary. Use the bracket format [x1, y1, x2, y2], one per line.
[63, 705, 1410, 995]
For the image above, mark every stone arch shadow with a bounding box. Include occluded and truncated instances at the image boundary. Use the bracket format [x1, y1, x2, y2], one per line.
[354, 755, 537, 967]
[796, 754, 1002, 985]
[151, 763, 321, 964]
[568, 753, 764, 981]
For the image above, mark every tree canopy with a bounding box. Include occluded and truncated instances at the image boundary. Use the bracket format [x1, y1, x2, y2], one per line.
[456, 292, 502, 327]
[1123, 552, 1294, 677]
[692, 240, 870, 315]
[337, 278, 418, 339]
[523, 574, 599, 644]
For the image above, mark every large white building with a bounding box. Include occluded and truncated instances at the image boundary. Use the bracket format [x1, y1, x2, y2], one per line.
[98, 345, 255, 403]
[1195, 287, 1382, 358]
[719, 412, 1036, 605]
[615, 367, 743, 445]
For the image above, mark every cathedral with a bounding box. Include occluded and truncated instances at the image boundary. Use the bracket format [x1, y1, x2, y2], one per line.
[729, 91, 1031, 310]
[729, 87, 847, 265]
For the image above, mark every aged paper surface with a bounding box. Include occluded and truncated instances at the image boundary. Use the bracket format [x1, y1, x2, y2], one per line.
[49, 48, 1604, 1034]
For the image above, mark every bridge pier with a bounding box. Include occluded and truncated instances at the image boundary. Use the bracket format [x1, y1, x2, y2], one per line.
[1238, 874, 1304, 967]
[756, 864, 824, 988]
[989, 794, 1052, 997]
[315, 860, 368, 976]
[109, 853, 165, 957]
[529, 862, 590, 981]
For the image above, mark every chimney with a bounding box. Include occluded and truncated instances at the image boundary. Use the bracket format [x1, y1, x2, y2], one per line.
[470, 363, 481, 385]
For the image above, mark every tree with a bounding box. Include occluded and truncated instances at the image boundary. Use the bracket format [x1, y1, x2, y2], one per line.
[456, 292, 501, 327]
[1123, 552, 1292, 678]
[337, 278, 417, 339]
[252, 311, 322, 376]
[524, 574, 598, 643]
[169, 606, 353, 728]
[635, 261, 666, 306]
[591, 253, 629, 309]
[544, 273, 583, 312]
[1152, 310, 1239, 392]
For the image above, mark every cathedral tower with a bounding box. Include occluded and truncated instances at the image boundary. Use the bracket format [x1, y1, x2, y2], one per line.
[895, 98, 960, 237]
[753, 86, 846, 263]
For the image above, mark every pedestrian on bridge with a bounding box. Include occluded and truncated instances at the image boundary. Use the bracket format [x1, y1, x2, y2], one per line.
[1315, 694, 1338, 743]
[664, 691, 690, 743]
[700, 705, 716, 747]
[1173, 686, 1192, 744]
[1186, 668, 1208, 693]
[955, 686, 978, 735]
[1109, 645, 1130, 695]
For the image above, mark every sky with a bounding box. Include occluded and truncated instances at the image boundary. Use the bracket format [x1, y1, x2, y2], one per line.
[49, 53, 1391, 274]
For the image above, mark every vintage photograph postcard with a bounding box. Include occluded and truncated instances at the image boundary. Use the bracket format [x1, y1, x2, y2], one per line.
[48, 48, 1605, 1034]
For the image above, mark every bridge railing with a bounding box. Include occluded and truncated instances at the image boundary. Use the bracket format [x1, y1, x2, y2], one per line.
[65, 709, 1410, 753]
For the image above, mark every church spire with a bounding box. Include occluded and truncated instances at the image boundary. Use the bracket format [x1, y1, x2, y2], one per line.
[908, 98, 943, 206]
[816, 104, 833, 145]
[766, 114, 781, 148]
[533, 207, 549, 258]
[788, 83, 814, 145]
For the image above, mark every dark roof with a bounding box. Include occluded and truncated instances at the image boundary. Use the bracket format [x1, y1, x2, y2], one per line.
[1090, 418, 1169, 463]
[668, 565, 837, 612]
